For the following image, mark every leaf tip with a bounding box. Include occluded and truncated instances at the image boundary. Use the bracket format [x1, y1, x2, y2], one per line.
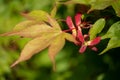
[87, 8, 93, 14]
[10, 60, 20, 68]
[98, 52, 105, 55]
[0, 33, 7, 36]
[0, 32, 16, 37]
[99, 48, 108, 55]
[0, 32, 9, 36]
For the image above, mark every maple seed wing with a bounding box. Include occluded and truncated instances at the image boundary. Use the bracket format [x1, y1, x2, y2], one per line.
[79, 45, 87, 53]
[89, 37, 101, 46]
[66, 16, 77, 37]
[75, 13, 82, 26]
[48, 34, 65, 71]
[11, 35, 52, 67]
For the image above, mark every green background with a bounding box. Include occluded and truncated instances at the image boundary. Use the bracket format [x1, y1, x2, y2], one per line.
[0, 0, 120, 80]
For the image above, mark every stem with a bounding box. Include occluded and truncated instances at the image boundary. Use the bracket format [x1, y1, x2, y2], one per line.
[62, 28, 75, 32]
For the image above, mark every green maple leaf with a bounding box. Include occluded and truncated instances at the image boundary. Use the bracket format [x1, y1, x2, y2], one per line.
[0, 12, 76, 71]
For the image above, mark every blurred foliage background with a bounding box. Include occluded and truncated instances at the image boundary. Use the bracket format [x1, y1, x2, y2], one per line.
[0, 0, 120, 80]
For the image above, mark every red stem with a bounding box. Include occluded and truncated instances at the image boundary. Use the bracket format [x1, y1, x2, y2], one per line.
[62, 28, 75, 32]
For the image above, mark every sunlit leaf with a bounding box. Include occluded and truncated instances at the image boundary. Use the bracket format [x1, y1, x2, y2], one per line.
[10, 26, 62, 69]
[48, 33, 65, 71]
[89, 18, 105, 40]
[10, 31, 75, 70]
[47, 14, 61, 31]
[50, 4, 57, 18]
[0, 10, 77, 70]
[11, 34, 53, 67]
[48, 32, 76, 71]
[13, 20, 38, 31]
[63, 32, 77, 42]
[0, 24, 53, 38]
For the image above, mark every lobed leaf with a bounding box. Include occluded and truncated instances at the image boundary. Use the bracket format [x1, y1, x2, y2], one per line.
[63, 32, 77, 43]
[11, 33, 54, 67]
[0, 24, 53, 38]
[48, 33, 65, 71]
[50, 4, 57, 18]
[13, 20, 39, 31]
[47, 15, 61, 31]
[0, 9, 77, 70]
[89, 18, 105, 40]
